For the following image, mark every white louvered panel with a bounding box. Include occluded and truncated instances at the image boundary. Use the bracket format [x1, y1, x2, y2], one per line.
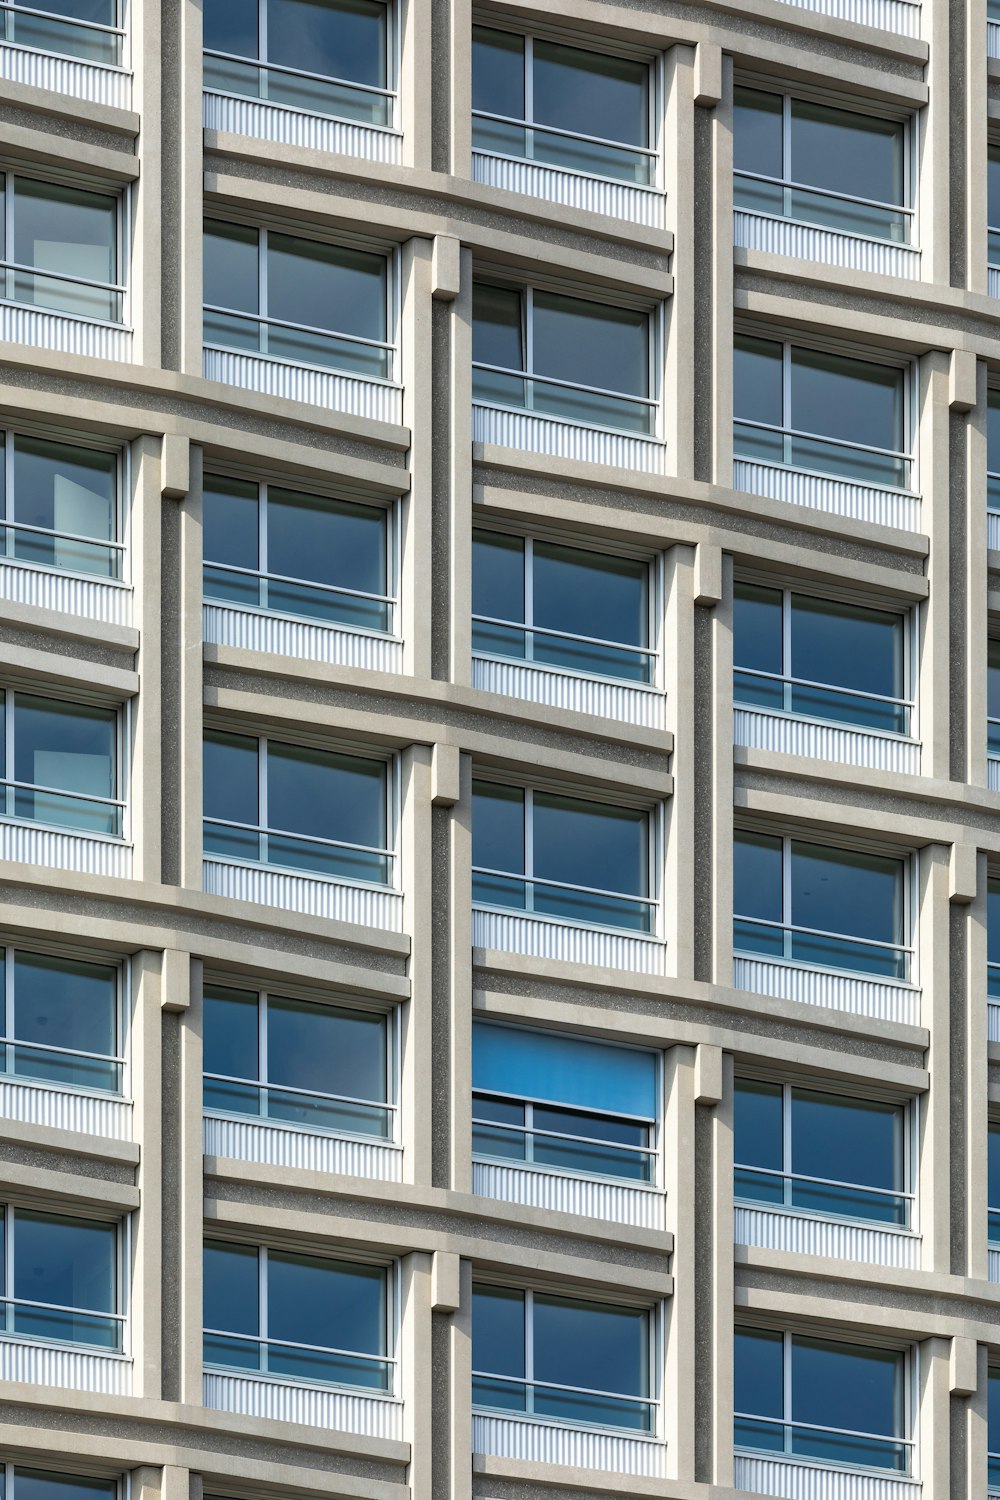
[989, 1004, 1000, 1043]
[733, 957, 919, 1026]
[473, 1161, 666, 1229]
[204, 1372, 403, 1437]
[204, 1115, 402, 1181]
[203, 604, 402, 673]
[990, 268, 1000, 298]
[203, 91, 402, 162]
[0, 823, 131, 878]
[774, 0, 918, 33]
[733, 460, 919, 532]
[0, 561, 130, 625]
[472, 657, 665, 729]
[0, 43, 130, 105]
[733, 708, 920, 775]
[989, 758, 1000, 792]
[989, 1249, 1000, 1281]
[733, 1206, 919, 1269]
[0, 304, 130, 361]
[0, 1340, 130, 1394]
[472, 908, 666, 976]
[989, 21, 1000, 57]
[988, 512, 1000, 552]
[473, 404, 665, 475]
[735, 1456, 919, 1500]
[0, 1079, 130, 1140]
[472, 153, 665, 228]
[472, 1414, 665, 1476]
[202, 349, 402, 424]
[203, 858, 403, 932]
[733, 212, 919, 280]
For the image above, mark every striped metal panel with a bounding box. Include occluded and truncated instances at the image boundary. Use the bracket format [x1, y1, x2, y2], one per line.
[989, 1003, 1000, 1043]
[0, 42, 130, 106]
[472, 657, 665, 729]
[735, 1456, 919, 1500]
[202, 349, 402, 424]
[733, 460, 919, 532]
[203, 858, 403, 932]
[989, 20, 1000, 57]
[472, 1414, 665, 1476]
[773, 0, 919, 33]
[473, 404, 665, 475]
[733, 1206, 919, 1269]
[733, 956, 919, 1026]
[203, 604, 402, 673]
[204, 1115, 402, 1181]
[733, 707, 920, 775]
[203, 91, 402, 162]
[204, 1372, 403, 1438]
[0, 1340, 131, 1394]
[0, 304, 130, 362]
[733, 211, 919, 280]
[0, 823, 131, 878]
[989, 758, 1000, 792]
[990, 267, 1000, 299]
[473, 1161, 666, 1229]
[989, 1248, 1000, 1282]
[988, 512, 1000, 552]
[472, 908, 666, 976]
[0, 1079, 130, 1140]
[472, 153, 665, 228]
[0, 560, 130, 625]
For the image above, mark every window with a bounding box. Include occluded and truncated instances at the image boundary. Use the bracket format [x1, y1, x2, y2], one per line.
[0, 948, 121, 1093]
[734, 1078, 910, 1227]
[203, 730, 393, 885]
[0, 690, 122, 837]
[472, 282, 657, 436]
[734, 335, 910, 489]
[0, 1206, 122, 1350]
[203, 984, 393, 1139]
[990, 146, 1000, 273]
[472, 531, 654, 684]
[734, 831, 909, 979]
[990, 879, 1000, 1002]
[203, 220, 393, 379]
[203, 0, 392, 127]
[0, 175, 122, 323]
[203, 1239, 392, 1390]
[989, 1367, 1000, 1491]
[203, 474, 394, 633]
[733, 583, 910, 735]
[0, 1469, 119, 1500]
[472, 781, 655, 933]
[735, 1327, 910, 1473]
[0, 431, 121, 579]
[472, 1283, 655, 1432]
[733, 87, 909, 243]
[989, 641, 1000, 758]
[989, 391, 1000, 514]
[472, 27, 654, 185]
[989, 1122, 1000, 1245]
[472, 1023, 658, 1184]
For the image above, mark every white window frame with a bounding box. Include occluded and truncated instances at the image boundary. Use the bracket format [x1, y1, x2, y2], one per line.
[0, 943, 128, 1101]
[0, 1465, 127, 1500]
[0, 1200, 128, 1355]
[0, 425, 127, 585]
[0, 684, 128, 843]
[0, 0, 128, 68]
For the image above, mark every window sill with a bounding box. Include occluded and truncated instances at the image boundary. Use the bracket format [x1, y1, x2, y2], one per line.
[733, 1451, 917, 1495]
[733, 704, 920, 775]
[203, 599, 402, 673]
[471, 150, 665, 229]
[472, 653, 665, 729]
[203, 88, 401, 165]
[473, 904, 665, 977]
[473, 1409, 666, 1476]
[734, 1201, 919, 1269]
[203, 1111, 402, 1182]
[203, 1366, 403, 1439]
[473, 1157, 665, 1230]
[732, 952, 918, 1026]
[732, 457, 919, 532]
[733, 208, 919, 280]
[473, 401, 665, 476]
[203, 855, 403, 932]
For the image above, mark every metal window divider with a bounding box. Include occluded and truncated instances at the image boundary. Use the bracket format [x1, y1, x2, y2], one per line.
[524, 787, 534, 914]
[524, 1287, 535, 1415]
[259, 1243, 268, 1373]
[258, 482, 268, 612]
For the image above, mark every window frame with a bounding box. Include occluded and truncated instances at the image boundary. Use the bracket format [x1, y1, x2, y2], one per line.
[470, 525, 663, 688]
[989, 1365, 1000, 1493]
[988, 1117, 1000, 1246]
[202, 471, 400, 639]
[0, 1200, 129, 1355]
[0, 942, 128, 1101]
[987, 387, 1000, 513]
[0, 425, 128, 586]
[0, 1464, 126, 1500]
[989, 141, 1000, 271]
[202, 979, 399, 1144]
[471, 1277, 663, 1438]
[0, 684, 128, 843]
[988, 634, 1000, 760]
[0, 0, 127, 68]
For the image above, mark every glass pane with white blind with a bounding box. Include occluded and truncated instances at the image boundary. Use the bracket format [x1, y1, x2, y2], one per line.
[5, 950, 121, 1092]
[3, 1208, 121, 1349]
[989, 1123, 1000, 1246]
[10, 178, 120, 322]
[0, 692, 120, 836]
[3, 434, 119, 578]
[989, 390, 1000, 513]
[989, 641, 1000, 758]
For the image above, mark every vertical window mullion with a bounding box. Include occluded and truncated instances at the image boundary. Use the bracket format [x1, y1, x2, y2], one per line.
[259, 483, 268, 612]
[782, 1084, 792, 1208]
[259, 229, 268, 351]
[4, 427, 12, 536]
[6, 687, 13, 818]
[259, 0, 267, 66]
[525, 1100, 534, 1162]
[259, 1246, 268, 1371]
[782, 95, 792, 217]
[259, 990, 268, 1116]
[6, 1205, 14, 1329]
[524, 788, 534, 912]
[784, 1332, 793, 1451]
[524, 1289, 534, 1412]
[525, 34, 534, 141]
[4, 945, 12, 1077]
[782, 343, 792, 466]
[5, 176, 13, 302]
[782, 836, 792, 960]
[524, 538, 534, 661]
[258, 737, 267, 864]
[782, 590, 792, 714]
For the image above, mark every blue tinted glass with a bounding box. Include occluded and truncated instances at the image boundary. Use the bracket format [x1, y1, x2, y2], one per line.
[16, 1211, 115, 1314]
[734, 831, 782, 922]
[734, 584, 782, 674]
[990, 1368, 1000, 1454]
[534, 543, 646, 651]
[268, 0, 386, 86]
[204, 475, 259, 571]
[989, 641, 1000, 721]
[790, 841, 901, 946]
[473, 1284, 525, 1376]
[203, 730, 259, 825]
[472, 531, 524, 624]
[267, 235, 386, 344]
[734, 336, 783, 426]
[268, 998, 386, 1102]
[204, 986, 258, 1081]
[204, 1240, 258, 1334]
[268, 489, 386, 600]
[792, 1336, 901, 1441]
[990, 1126, 1000, 1209]
[791, 596, 902, 701]
[13, 953, 116, 1080]
[204, 0, 258, 55]
[533, 792, 646, 898]
[792, 1090, 901, 1192]
[791, 347, 902, 456]
[534, 1294, 646, 1398]
[735, 1327, 783, 1419]
[734, 1078, 783, 1172]
[990, 880, 1000, 967]
[791, 101, 902, 207]
[991, 147, 1000, 232]
[533, 41, 647, 148]
[472, 27, 523, 117]
[533, 292, 647, 399]
[204, 220, 258, 313]
[472, 1023, 657, 1117]
[268, 1250, 385, 1354]
[472, 782, 524, 874]
[16, 1472, 115, 1500]
[734, 88, 783, 178]
[473, 284, 522, 369]
[267, 743, 385, 848]
[990, 391, 1000, 476]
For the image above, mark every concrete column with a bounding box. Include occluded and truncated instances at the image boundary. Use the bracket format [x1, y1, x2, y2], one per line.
[400, 1252, 434, 1500]
[129, 952, 163, 1400]
[711, 1051, 735, 1485]
[398, 0, 433, 170]
[967, 0, 989, 294]
[400, 745, 434, 1187]
[663, 1045, 696, 1480]
[967, 1346, 990, 1500]
[448, 0, 471, 179]
[918, 844, 952, 1274]
[177, 965, 204, 1405]
[130, 0, 162, 370]
[449, 249, 473, 687]
[968, 360, 989, 789]
[711, 55, 735, 486]
[711, 553, 735, 986]
[918, 0, 951, 287]
[966, 853, 990, 1281]
[663, 46, 695, 480]
[130, 437, 164, 886]
[664, 546, 695, 979]
[449, 1259, 473, 1500]
[177, 0, 204, 375]
[449, 752, 473, 1193]
[179, 446, 204, 891]
[918, 1337, 951, 1500]
[916, 353, 952, 783]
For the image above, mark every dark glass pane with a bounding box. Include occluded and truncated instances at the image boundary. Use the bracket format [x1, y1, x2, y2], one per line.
[268, 234, 386, 344]
[268, 1250, 385, 1358]
[534, 1293, 646, 1398]
[472, 1373, 526, 1410]
[791, 100, 903, 209]
[203, 985, 259, 1082]
[990, 878, 1000, 968]
[267, 997, 387, 1104]
[14, 179, 116, 316]
[734, 917, 785, 957]
[13, 694, 117, 835]
[267, 742, 386, 853]
[734, 1078, 783, 1171]
[534, 1386, 651, 1430]
[734, 669, 785, 712]
[734, 584, 783, 675]
[472, 27, 523, 118]
[204, 0, 258, 56]
[471, 871, 526, 909]
[792, 1089, 903, 1194]
[735, 1166, 785, 1207]
[735, 1326, 783, 1419]
[533, 542, 646, 655]
[788, 682, 907, 735]
[203, 1078, 262, 1115]
[533, 792, 647, 903]
[12, 952, 117, 1090]
[989, 1367, 1000, 1457]
[989, 1125, 1000, 1215]
[12, 436, 117, 577]
[990, 146, 1000, 233]
[532, 41, 647, 148]
[790, 840, 903, 948]
[204, 219, 258, 313]
[203, 1239, 259, 1335]
[788, 928, 905, 979]
[734, 335, 783, 426]
[472, 781, 524, 875]
[989, 389, 1000, 478]
[473, 1284, 525, 1376]
[10, 5, 119, 61]
[735, 1414, 785, 1453]
[790, 1179, 907, 1226]
[203, 729, 259, 826]
[203, 1330, 261, 1369]
[532, 1133, 651, 1182]
[203, 474, 259, 571]
[15, 1211, 116, 1323]
[790, 1427, 907, 1472]
[791, 595, 902, 706]
[268, 489, 386, 601]
[472, 530, 525, 628]
[473, 283, 523, 370]
[267, 1088, 390, 1136]
[267, 0, 386, 87]
[733, 830, 782, 922]
[989, 639, 1000, 724]
[533, 291, 648, 399]
[15, 1470, 116, 1500]
[733, 87, 783, 178]
[792, 1335, 902, 1446]
[472, 621, 526, 659]
[791, 346, 903, 457]
[267, 1342, 389, 1388]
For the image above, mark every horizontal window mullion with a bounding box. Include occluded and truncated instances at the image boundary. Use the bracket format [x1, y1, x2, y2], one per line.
[733, 915, 910, 954]
[472, 1118, 654, 1156]
[471, 108, 655, 157]
[203, 1326, 392, 1363]
[472, 1086, 654, 1125]
[1, 1, 125, 35]
[472, 1370, 654, 1405]
[0, 260, 124, 295]
[204, 560, 395, 605]
[0, 1035, 123, 1065]
[735, 667, 912, 708]
[204, 1070, 394, 1112]
[202, 47, 396, 96]
[734, 1412, 910, 1447]
[2, 519, 125, 552]
[733, 1162, 913, 1200]
[472, 865, 653, 906]
[472, 613, 655, 657]
[734, 418, 909, 462]
[1, 1294, 124, 1321]
[734, 169, 910, 217]
[1, 778, 123, 810]
[473, 361, 654, 405]
[203, 303, 393, 352]
[202, 818, 392, 859]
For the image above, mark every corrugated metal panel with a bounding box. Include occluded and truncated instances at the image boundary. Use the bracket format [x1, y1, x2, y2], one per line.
[202, 349, 402, 424]
[733, 460, 919, 532]
[0, 1079, 130, 1140]
[989, 758, 1000, 792]
[0, 823, 131, 879]
[472, 657, 665, 729]
[472, 908, 666, 976]
[990, 267, 1000, 298]
[203, 604, 402, 673]
[733, 708, 920, 775]
[0, 304, 130, 362]
[774, 0, 918, 34]
[473, 404, 665, 475]
[203, 91, 401, 162]
[203, 858, 403, 932]
[989, 21, 1000, 58]
[989, 1248, 1000, 1282]
[733, 956, 919, 1026]
[0, 560, 130, 625]
[204, 1372, 403, 1438]
[472, 1414, 665, 1476]
[989, 1003, 1000, 1043]
[473, 1161, 666, 1229]
[204, 1115, 402, 1181]
[988, 512, 1000, 552]
[0, 1340, 130, 1394]
[472, 153, 665, 228]
[0, 42, 130, 106]
[734, 1455, 919, 1500]
[733, 211, 919, 280]
[733, 1206, 919, 1269]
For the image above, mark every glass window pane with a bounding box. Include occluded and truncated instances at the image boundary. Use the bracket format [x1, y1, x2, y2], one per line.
[990, 878, 1000, 968]
[790, 841, 902, 946]
[533, 792, 647, 898]
[473, 1284, 525, 1376]
[268, 0, 386, 86]
[990, 640, 1000, 724]
[15, 1211, 116, 1313]
[204, 0, 258, 55]
[472, 782, 524, 874]
[533, 291, 648, 399]
[267, 997, 387, 1102]
[535, 1294, 646, 1398]
[734, 87, 783, 178]
[267, 489, 387, 599]
[267, 743, 385, 848]
[990, 147, 1000, 234]
[473, 283, 523, 370]
[792, 1336, 902, 1439]
[791, 346, 903, 455]
[15, 1472, 115, 1500]
[13, 952, 118, 1089]
[734, 584, 783, 674]
[203, 985, 259, 1080]
[790, 596, 903, 701]
[14, 178, 117, 317]
[734, 1078, 783, 1171]
[472, 1022, 657, 1118]
[989, 390, 1000, 480]
[204, 475, 259, 571]
[733, 831, 783, 921]
[990, 1124, 1000, 1210]
[13, 694, 117, 834]
[533, 542, 646, 650]
[990, 1368, 1000, 1456]
[204, 1239, 259, 1334]
[267, 234, 386, 344]
[791, 101, 902, 208]
[792, 1090, 902, 1192]
[532, 41, 647, 148]
[203, 730, 259, 825]
[268, 1250, 385, 1354]
[734, 335, 783, 426]
[735, 1326, 783, 1418]
[472, 531, 525, 625]
[472, 27, 524, 118]
[12, 436, 117, 576]
[204, 220, 259, 313]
